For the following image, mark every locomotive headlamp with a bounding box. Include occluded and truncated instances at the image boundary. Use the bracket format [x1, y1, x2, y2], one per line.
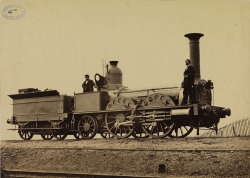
[223, 108, 231, 116]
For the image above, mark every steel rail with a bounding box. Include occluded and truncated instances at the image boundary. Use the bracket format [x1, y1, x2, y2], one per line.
[1, 169, 158, 178]
[2, 147, 249, 152]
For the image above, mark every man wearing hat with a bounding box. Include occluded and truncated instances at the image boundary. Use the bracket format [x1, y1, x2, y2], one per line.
[82, 74, 97, 92]
[181, 59, 196, 105]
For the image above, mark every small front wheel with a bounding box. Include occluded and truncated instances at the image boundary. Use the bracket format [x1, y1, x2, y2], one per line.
[168, 125, 193, 138]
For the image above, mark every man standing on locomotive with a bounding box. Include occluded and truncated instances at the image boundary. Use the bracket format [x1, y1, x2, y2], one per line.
[82, 74, 97, 92]
[181, 59, 196, 105]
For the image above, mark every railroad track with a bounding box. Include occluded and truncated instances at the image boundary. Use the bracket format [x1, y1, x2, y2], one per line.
[1, 169, 159, 178]
[2, 147, 250, 152]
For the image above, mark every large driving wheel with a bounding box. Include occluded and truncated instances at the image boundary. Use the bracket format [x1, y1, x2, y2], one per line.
[141, 93, 175, 138]
[142, 121, 174, 139]
[78, 115, 97, 139]
[51, 122, 68, 140]
[105, 97, 136, 139]
[41, 134, 53, 140]
[105, 112, 134, 138]
[169, 124, 193, 138]
[18, 123, 34, 140]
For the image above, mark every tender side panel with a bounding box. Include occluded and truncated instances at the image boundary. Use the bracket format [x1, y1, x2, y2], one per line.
[74, 91, 108, 112]
[12, 95, 72, 122]
[13, 96, 64, 115]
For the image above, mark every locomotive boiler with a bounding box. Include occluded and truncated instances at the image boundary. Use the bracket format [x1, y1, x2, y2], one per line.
[7, 33, 231, 140]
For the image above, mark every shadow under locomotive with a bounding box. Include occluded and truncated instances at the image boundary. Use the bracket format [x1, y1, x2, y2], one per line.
[7, 33, 231, 140]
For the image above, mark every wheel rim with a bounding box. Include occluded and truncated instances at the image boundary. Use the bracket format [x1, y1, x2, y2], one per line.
[18, 123, 34, 140]
[78, 115, 97, 139]
[169, 125, 193, 138]
[41, 134, 53, 140]
[51, 122, 68, 140]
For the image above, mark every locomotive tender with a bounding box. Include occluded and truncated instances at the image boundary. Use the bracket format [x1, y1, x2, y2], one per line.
[7, 33, 231, 140]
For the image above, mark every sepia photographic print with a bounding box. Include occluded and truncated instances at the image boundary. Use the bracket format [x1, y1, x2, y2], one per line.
[0, 0, 249, 177]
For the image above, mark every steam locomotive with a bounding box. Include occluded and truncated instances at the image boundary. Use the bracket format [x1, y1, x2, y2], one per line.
[7, 33, 231, 140]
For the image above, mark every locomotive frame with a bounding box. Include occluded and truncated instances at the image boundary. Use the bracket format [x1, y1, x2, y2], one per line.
[7, 33, 231, 140]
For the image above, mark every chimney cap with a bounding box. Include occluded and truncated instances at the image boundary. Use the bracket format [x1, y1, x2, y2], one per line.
[185, 33, 204, 41]
[109, 61, 119, 66]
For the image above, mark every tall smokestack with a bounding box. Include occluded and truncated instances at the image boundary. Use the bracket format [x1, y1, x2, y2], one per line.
[184, 33, 204, 83]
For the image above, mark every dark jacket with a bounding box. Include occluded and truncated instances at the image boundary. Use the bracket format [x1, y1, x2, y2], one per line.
[82, 80, 95, 92]
[183, 65, 195, 85]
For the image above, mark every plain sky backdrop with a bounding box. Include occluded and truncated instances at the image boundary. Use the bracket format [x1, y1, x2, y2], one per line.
[0, 0, 249, 140]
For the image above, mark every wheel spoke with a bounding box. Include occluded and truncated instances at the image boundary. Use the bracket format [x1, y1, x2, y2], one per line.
[160, 124, 164, 132]
[120, 127, 122, 136]
[114, 127, 118, 135]
[180, 127, 184, 136]
[184, 126, 188, 131]
[107, 120, 116, 125]
[150, 126, 155, 134]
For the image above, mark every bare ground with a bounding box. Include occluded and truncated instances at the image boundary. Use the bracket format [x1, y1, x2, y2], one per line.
[1, 137, 250, 177]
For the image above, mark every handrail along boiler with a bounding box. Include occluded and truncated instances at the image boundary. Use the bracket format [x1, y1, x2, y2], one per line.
[7, 33, 231, 140]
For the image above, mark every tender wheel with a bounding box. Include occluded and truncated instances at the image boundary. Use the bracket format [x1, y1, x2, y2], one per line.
[73, 132, 81, 139]
[100, 132, 114, 138]
[78, 115, 97, 139]
[142, 121, 174, 139]
[41, 134, 53, 140]
[169, 125, 193, 138]
[18, 123, 34, 140]
[105, 112, 134, 138]
[51, 122, 68, 140]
